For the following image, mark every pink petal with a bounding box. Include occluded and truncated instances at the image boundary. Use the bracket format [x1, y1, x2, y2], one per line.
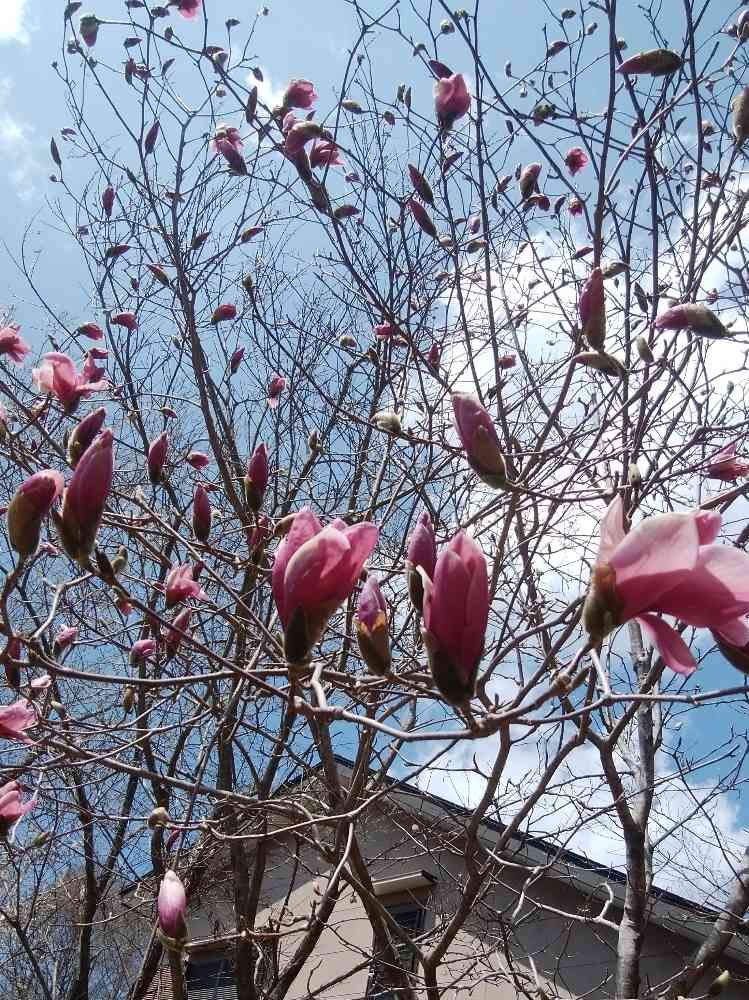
[716, 616, 749, 647]
[637, 614, 697, 676]
[596, 496, 626, 564]
[655, 545, 749, 628]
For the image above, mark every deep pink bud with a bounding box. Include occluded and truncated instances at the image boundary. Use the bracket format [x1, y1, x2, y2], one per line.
[245, 444, 269, 511]
[111, 312, 138, 331]
[192, 484, 212, 543]
[498, 354, 517, 370]
[409, 198, 437, 239]
[144, 120, 160, 155]
[157, 870, 187, 940]
[578, 267, 606, 351]
[131, 638, 158, 662]
[283, 79, 318, 110]
[76, 322, 104, 341]
[165, 608, 192, 658]
[267, 375, 286, 409]
[211, 303, 237, 324]
[102, 185, 115, 218]
[568, 197, 584, 216]
[215, 138, 247, 174]
[426, 342, 441, 372]
[564, 147, 589, 176]
[60, 428, 114, 562]
[7, 470, 64, 557]
[186, 451, 210, 470]
[421, 532, 489, 703]
[705, 441, 749, 483]
[148, 432, 169, 484]
[373, 323, 401, 340]
[429, 59, 453, 79]
[165, 564, 207, 608]
[451, 393, 507, 488]
[434, 73, 471, 130]
[272, 509, 379, 662]
[229, 347, 244, 374]
[654, 303, 726, 339]
[53, 626, 78, 654]
[79, 14, 100, 47]
[0, 780, 36, 836]
[0, 324, 31, 364]
[406, 512, 437, 612]
[68, 407, 106, 466]
[617, 49, 682, 77]
[583, 496, 749, 675]
[0, 700, 36, 743]
[355, 576, 391, 675]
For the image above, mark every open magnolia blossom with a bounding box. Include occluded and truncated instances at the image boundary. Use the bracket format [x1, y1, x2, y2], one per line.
[705, 441, 749, 482]
[584, 496, 749, 675]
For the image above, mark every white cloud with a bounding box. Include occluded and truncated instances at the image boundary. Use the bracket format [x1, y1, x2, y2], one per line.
[0, 77, 39, 200]
[0, 0, 30, 45]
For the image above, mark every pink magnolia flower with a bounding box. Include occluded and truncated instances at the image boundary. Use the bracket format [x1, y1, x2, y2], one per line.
[165, 564, 207, 608]
[79, 14, 100, 47]
[421, 532, 489, 704]
[406, 512, 437, 613]
[186, 451, 210, 470]
[705, 441, 749, 483]
[272, 509, 379, 662]
[131, 638, 158, 662]
[284, 121, 323, 157]
[60, 428, 113, 562]
[282, 111, 300, 134]
[229, 347, 244, 374]
[76, 322, 104, 341]
[0, 781, 36, 837]
[53, 626, 78, 654]
[244, 444, 269, 511]
[579, 267, 606, 351]
[309, 140, 344, 169]
[568, 197, 584, 216]
[583, 496, 749, 675]
[211, 304, 237, 324]
[68, 407, 107, 466]
[654, 303, 726, 339]
[373, 323, 401, 340]
[165, 607, 192, 658]
[267, 375, 286, 409]
[102, 186, 115, 219]
[452, 393, 507, 489]
[148, 432, 169, 484]
[82, 351, 106, 382]
[498, 354, 517, 370]
[0, 700, 36, 742]
[192, 484, 212, 543]
[7, 469, 64, 558]
[32, 352, 94, 411]
[617, 49, 682, 77]
[426, 342, 441, 372]
[0, 324, 31, 364]
[409, 198, 437, 239]
[282, 79, 318, 110]
[158, 870, 187, 940]
[212, 124, 242, 152]
[434, 73, 471, 130]
[355, 576, 391, 676]
[215, 138, 247, 174]
[110, 312, 138, 331]
[565, 146, 589, 176]
[518, 163, 542, 201]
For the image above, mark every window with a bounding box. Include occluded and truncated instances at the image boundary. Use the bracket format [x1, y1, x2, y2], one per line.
[186, 954, 236, 1000]
[366, 901, 426, 999]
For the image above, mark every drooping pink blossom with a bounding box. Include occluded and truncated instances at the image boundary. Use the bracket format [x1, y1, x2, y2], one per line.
[148, 432, 169, 484]
[272, 509, 379, 662]
[211, 304, 237, 324]
[229, 347, 244, 374]
[215, 138, 247, 174]
[186, 451, 210, 470]
[267, 375, 286, 409]
[32, 353, 84, 405]
[76, 322, 104, 341]
[110, 312, 138, 332]
[705, 441, 749, 483]
[355, 576, 390, 675]
[130, 638, 158, 662]
[53, 626, 78, 654]
[434, 73, 471, 130]
[583, 496, 749, 675]
[7, 470, 64, 558]
[282, 79, 318, 110]
[284, 121, 323, 157]
[564, 147, 589, 176]
[158, 870, 187, 940]
[0, 324, 31, 364]
[82, 352, 106, 382]
[165, 607, 192, 658]
[165, 564, 207, 608]
[102, 186, 115, 219]
[568, 197, 584, 216]
[0, 700, 36, 743]
[79, 14, 100, 47]
[68, 407, 107, 467]
[59, 428, 114, 562]
[212, 124, 242, 152]
[309, 140, 344, 169]
[0, 780, 36, 836]
[452, 393, 507, 488]
[244, 444, 269, 511]
[579, 267, 606, 351]
[421, 532, 489, 703]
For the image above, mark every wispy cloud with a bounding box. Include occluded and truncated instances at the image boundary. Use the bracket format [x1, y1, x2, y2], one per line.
[0, 0, 31, 45]
[0, 77, 40, 201]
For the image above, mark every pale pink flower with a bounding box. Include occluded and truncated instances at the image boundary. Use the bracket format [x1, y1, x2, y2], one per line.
[158, 870, 187, 939]
[0, 324, 31, 364]
[0, 780, 36, 836]
[282, 79, 318, 110]
[0, 700, 36, 743]
[32, 352, 106, 410]
[434, 73, 471, 130]
[267, 375, 286, 409]
[705, 441, 749, 483]
[165, 564, 207, 608]
[565, 147, 589, 175]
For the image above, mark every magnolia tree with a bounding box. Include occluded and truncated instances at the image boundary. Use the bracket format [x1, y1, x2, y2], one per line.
[3, 0, 749, 998]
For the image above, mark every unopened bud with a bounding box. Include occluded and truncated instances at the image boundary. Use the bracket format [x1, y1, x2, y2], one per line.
[148, 806, 172, 828]
[339, 334, 356, 349]
[51, 700, 66, 717]
[373, 411, 402, 434]
[636, 336, 655, 364]
[628, 463, 642, 487]
[123, 686, 136, 713]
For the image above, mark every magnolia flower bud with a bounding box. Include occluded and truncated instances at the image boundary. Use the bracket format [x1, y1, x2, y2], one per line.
[355, 577, 391, 675]
[8, 470, 64, 558]
[617, 48, 682, 77]
[373, 411, 402, 434]
[636, 336, 655, 364]
[148, 806, 172, 828]
[244, 444, 269, 512]
[573, 352, 625, 377]
[628, 463, 642, 487]
[157, 870, 187, 945]
[733, 87, 749, 146]
[452, 394, 507, 488]
[123, 686, 136, 713]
